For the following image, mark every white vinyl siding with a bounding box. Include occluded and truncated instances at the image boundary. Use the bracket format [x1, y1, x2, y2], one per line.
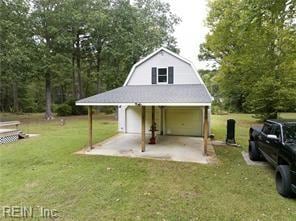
[118, 105, 127, 132]
[127, 50, 200, 85]
[126, 106, 161, 134]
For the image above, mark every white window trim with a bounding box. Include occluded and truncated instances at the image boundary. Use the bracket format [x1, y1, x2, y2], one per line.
[157, 67, 168, 84]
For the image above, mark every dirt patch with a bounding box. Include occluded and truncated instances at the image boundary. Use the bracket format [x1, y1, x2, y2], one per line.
[24, 181, 39, 189]
[179, 190, 200, 199]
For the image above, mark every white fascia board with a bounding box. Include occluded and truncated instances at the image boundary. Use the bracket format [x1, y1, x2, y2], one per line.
[76, 102, 137, 106]
[141, 103, 211, 106]
[76, 102, 211, 107]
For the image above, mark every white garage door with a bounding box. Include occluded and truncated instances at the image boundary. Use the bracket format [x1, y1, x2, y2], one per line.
[165, 108, 202, 136]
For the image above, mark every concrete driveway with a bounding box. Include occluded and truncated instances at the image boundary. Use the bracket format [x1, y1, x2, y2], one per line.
[80, 133, 217, 164]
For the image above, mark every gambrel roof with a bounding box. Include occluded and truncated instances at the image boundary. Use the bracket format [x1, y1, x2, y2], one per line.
[76, 47, 212, 106]
[124, 47, 206, 86]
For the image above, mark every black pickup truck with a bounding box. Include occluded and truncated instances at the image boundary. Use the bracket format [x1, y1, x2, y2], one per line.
[249, 120, 296, 197]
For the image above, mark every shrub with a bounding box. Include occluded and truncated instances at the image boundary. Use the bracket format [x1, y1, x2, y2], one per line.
[56, 104, 72, 116]
[100, 106, 116, 114]
[66, 100, 87, 115]
[22, 97, 39, 113]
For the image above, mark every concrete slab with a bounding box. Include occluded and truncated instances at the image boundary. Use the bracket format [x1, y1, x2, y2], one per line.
[80, 133, 217, 164]
[242, 151, 268, 166]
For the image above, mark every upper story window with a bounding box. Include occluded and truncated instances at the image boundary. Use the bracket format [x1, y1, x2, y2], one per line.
[151, 66, 174, 84]
[158, 68, 167, 83]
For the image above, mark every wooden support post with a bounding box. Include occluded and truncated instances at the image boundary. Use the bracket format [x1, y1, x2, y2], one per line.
[149, 106, 156, 144]
[160, 106, 164, 135]
[141, 106, 146, 152]
[203, 106, 209, 155]
[152, 106, 155, 124]
[152, 106, 155, 139]
[88, 106, 93, 149]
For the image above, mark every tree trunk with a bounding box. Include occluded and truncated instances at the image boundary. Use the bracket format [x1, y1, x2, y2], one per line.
[85, 59, 92, 96]
[76, 33, 83, 99]
[96, 52, 101, 93]
[45, 71, 53, 120]
[72, 49, 76, 98]
[95, 47, 102, 112]
[60, 84, 65, 103]
[12, 81, 19, 112]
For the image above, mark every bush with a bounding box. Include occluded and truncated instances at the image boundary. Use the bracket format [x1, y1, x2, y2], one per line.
[56, 104, 72, 116]
[22, 96, 39, 113]
[66, 100, 87, 115]
[100, 106, 116, 114]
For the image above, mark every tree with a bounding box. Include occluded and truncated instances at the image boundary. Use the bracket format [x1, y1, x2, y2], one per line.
[102, 0, 180, 89]
[1, 0, 180, 116]
[31, 0, 70, 119]
[200, 0, 296, 119]
[0, 0, 33, 112]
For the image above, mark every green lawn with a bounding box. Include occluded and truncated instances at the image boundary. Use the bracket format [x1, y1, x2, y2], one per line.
[278, 113, 296, 120]
[0, 113, 295, 220]
[211, 113, 257, 148]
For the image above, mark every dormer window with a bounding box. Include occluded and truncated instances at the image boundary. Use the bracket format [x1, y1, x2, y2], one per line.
[158, 68, 167, 83]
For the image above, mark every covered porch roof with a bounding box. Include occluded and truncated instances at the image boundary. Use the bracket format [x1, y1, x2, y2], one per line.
[76, 84, 212, 106]
[76, 84, 211, 156]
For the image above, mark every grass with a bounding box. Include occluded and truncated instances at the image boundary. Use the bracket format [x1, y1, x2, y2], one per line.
[278, 112, 296, 120]
[211, 113, 257, 148]
[0, 113, 295, 220]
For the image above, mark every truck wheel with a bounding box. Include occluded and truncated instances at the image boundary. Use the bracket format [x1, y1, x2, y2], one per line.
[249, 141, 261, 161]
[275, 165, 295, 198]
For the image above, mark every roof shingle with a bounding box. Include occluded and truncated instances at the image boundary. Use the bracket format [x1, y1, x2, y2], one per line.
[76, 84, 212, 105]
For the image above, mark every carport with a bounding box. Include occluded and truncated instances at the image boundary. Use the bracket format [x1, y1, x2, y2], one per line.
[76, 85, 211, 155]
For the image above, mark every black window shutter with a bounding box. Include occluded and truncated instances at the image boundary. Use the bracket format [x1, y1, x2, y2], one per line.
[168, 66, 174, 84]
[152, 67, 157, 84]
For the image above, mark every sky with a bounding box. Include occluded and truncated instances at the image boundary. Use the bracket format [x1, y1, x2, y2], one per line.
[163, 0, 209, 69]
